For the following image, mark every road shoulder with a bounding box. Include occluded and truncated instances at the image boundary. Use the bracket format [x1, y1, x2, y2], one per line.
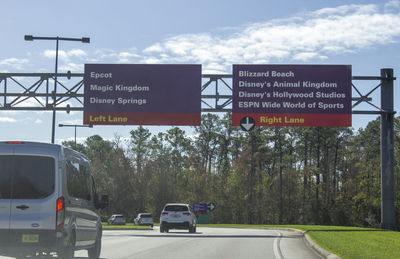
[277, 228, 342, 259]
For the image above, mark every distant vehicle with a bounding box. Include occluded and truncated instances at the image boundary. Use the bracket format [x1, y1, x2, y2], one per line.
[107, 214, 126, 225]
[160, 203, 196, 233]
[0, 141, 108, 259]
[134, 213, 154, 228]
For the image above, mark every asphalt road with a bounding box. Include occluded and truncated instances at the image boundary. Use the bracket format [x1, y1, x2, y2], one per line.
[74, 227, 323, 259]
[0, 227, 323, 259]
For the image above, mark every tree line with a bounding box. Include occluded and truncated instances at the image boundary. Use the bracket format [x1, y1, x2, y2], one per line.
[63, 113, 400, 228]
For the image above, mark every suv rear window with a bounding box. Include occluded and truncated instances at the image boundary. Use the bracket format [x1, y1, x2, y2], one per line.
[141, 214, 152, 218]
[164, 205, 189, 212]
[0, 155, 55, 199]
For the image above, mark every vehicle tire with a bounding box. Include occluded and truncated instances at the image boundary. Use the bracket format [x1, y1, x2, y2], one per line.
[151, 224, 153, 228]
[58, 232, 75, 259]
[189, 225, 194, 233]
[88, 231, 101, 259]
[160, 223, 164, 233]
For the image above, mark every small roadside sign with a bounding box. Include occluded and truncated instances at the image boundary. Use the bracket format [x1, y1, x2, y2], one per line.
[240, 116, 255, 132]
[194, 203, 208, 214]
[207, 202, 216, 211]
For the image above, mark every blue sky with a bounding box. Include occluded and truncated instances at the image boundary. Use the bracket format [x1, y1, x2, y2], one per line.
[1, 0, 400, 144]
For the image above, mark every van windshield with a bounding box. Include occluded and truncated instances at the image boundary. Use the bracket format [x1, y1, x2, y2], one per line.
[0, 155, 55, 199]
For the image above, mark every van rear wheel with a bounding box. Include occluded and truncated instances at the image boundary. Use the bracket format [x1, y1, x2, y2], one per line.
[58, 233, 75, 259]
[189, 223, 197, 233]
[88, 231, 101, 259]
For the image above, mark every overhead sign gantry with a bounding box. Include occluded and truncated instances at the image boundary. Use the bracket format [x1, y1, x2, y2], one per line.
[0, 66, 396, 230]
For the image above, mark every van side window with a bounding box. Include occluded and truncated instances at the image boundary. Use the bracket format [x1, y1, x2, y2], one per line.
[66, 161, 91, 201]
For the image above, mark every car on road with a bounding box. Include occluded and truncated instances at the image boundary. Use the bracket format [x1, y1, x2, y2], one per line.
[107, 214, 126, 225]
[160, 203, 196, 233]
[0, 141, 108, 259]
[134, 213, 154, 228]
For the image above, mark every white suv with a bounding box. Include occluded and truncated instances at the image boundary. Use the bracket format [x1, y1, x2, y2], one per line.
[160, 203, 196, 233]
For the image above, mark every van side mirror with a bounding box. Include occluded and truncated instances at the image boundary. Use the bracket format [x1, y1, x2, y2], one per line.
[95, 194, 109, 209]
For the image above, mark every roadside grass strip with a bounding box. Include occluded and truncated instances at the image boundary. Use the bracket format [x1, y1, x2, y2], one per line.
[203, 224, 400, 259]
[102, 223, 154, 229]
[294, 225, 400, 259]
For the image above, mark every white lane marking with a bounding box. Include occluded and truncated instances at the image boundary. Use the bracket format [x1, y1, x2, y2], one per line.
[274, 230, 283, 259]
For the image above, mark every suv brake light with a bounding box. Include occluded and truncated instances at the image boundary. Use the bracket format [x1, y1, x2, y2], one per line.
[161, 212, 168, 216]
[183, 212, 191, 216]
[56, 197, 65, 231]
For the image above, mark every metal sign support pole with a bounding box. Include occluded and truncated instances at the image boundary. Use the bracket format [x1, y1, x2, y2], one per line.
[380, 68, 396, 230]
[51, 38, 59, 144]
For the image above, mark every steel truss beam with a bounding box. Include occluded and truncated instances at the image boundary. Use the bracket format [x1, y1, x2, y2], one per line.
[0, 72, 393, 115]
[0, 73, 84, 112]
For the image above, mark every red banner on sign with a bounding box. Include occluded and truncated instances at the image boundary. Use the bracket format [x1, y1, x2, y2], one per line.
[233, 113, 351, 127]
[84, 112, 201, 126]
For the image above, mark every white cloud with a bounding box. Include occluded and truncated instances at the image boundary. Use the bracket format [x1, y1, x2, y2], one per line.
[117, 52, 141, 63]
[0, 117, 17, 123]
[44, 49, 67, 59]
[293, 52, 327, 62]
[11, 97, 47, 108]
[0, 58, 29, 70]
[59, 62, 84, 72]
[143, 43, 163, 53]
[140, 3, 400, 72]
[59, 119, 84, 125]
[385, 0, 400, 12]
[76, 48, 142, 64]
[68, 49, 87, 58]
[20, 1, 400, 75]
[43, 49, 87, 60]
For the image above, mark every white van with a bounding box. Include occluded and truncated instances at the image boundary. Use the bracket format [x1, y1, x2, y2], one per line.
[0, 141, 108, 259]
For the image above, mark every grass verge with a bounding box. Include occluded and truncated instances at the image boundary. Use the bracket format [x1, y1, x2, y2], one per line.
[293, 225, 399, 259]
[102, 223, 154, 230]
